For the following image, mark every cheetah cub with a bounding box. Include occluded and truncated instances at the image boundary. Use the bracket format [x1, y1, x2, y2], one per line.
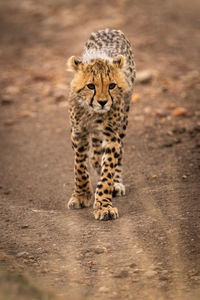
[67, 29, 135, 220]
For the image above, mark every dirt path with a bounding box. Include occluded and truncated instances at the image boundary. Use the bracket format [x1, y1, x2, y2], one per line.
[0, 0, 200, 299]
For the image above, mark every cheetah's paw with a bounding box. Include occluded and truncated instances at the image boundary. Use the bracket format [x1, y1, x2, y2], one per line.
[68, 194, 92, 209]
[94, 206, 119, 221]
[113, 182, 125, 197]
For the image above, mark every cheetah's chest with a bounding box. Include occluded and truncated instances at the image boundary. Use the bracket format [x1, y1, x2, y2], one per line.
[71, 105, 122, 136]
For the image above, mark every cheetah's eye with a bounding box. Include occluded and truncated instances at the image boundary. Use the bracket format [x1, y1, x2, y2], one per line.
[109, 83, 116, 90]
[87, 83, 95, 90]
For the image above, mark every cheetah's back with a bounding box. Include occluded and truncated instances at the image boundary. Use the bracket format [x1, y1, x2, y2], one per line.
[82, 29, 136, 86]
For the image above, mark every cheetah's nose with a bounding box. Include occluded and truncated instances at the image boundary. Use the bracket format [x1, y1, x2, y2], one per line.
[98, 100, 107, 108]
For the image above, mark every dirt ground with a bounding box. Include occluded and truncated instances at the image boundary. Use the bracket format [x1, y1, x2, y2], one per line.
[0, 0, 200, 299]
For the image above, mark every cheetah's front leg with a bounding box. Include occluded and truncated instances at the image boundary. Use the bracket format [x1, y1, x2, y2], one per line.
[93, 135, 121, 220]
[68, 131, 93, 209]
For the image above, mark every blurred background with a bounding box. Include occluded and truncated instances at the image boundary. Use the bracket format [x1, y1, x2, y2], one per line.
[0, 0, 199, 102]
[0, 0, 199, 299]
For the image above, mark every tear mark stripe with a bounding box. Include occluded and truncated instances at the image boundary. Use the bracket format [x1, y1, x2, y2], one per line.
[90, 89, 96, 107]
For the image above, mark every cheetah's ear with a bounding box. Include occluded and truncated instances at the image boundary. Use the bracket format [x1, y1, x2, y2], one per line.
[113, 55, 125, 69]
[67, 56, 82, 72]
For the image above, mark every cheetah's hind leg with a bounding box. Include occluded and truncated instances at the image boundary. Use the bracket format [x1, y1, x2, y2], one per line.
[112, 140, 126, 197]
[89, 133, 103, 175]
[113, 182, 126, 197]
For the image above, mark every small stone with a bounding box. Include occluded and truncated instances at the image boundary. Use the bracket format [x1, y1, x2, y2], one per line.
[161, 142, 173, 148]
[4, 119, 16, 126]
[144, 107, 151, 115]
[21, 225, 29, 229]
[99, 286, 109, 293]
[161, 270, 169, 275]
[154, 109, 167, 118]
[172, 107, 187, 117]
[131, 93, 141, 103]
[4, 190, 11, 195]
[160, 117, 167, 124]
[144, 270, 157, 278]
[161, 86, 168, 93]
[55, 94, 65, 103]
[5, 86, 19, 94]
[88, 260, 97, 265]
[165, 103, 176, 109]
[159, 275, 168, 281]
[33, 73, 51, 81]
[114, 270, 129, 278]
[196, 142, 200, 148]
[191, 276, 200, 281]
[28, 256, 35, 260]
[16, 251, 29, 258]
[84, 252, 91, 258]
[152, 174, 157, 179]
[41, 268, 49, 273]
[167, 130, 173, 136]
[129, 263, 137, 268]
[136, 70, 153, 84]
[132, 268, 140, 274]
[182, 175, 187, 179]
[136, 249, 143, 254]
[94, 247, 105, 254]
[17, 111, 33, 119]
[174, 138, 182, 144]
[1, 97, 14, 105]
[42, 85, 53, 97]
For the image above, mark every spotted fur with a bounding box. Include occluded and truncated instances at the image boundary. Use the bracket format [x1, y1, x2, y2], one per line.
[67, 29, 135, 220]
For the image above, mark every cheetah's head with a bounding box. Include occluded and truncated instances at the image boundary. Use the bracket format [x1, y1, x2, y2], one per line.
[67, 56, 128, 113]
